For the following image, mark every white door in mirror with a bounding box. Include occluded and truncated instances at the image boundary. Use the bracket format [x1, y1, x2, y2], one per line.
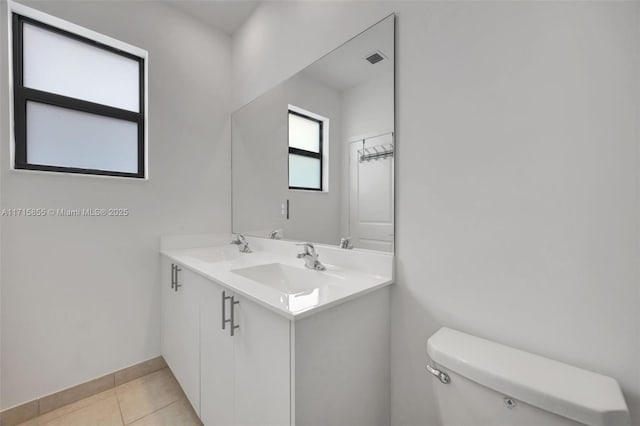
[349, 133, 394, 252]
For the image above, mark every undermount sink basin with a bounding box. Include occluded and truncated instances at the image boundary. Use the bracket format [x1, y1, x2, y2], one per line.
[231, 263, 341, 294]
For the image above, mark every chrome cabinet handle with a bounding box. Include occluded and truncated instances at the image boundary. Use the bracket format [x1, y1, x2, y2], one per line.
[221, 291, 240, 336]
[222, 291, 232, 330]
[230, 295, 240, 336]
[173, 265, 182, 292]
[170, 264, 176, 289]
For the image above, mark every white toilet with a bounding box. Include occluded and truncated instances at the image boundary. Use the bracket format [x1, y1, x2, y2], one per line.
[426, 328, 630, 426]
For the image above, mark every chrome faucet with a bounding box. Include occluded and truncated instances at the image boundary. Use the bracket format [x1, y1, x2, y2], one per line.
[340, 237, 354, 249]
[231, 234, 252, 253]
[268, 229, 283, 240]
[296, 242, 326, 271]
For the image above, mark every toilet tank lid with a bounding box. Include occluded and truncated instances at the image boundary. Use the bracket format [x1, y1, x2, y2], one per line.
[427, 328, 630, 426]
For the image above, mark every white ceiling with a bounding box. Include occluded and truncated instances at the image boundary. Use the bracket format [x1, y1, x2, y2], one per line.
[166, 0, 260, 35]
[302, 16, 394, 92]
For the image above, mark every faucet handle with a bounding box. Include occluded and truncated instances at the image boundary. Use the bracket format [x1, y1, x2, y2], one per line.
[296, 242, 316, 255]
[340, 237, 354, 249]
[296, 243, 326, 270]
[269, 229, 283, 240]
[231, 234, 252, 253]
[231, 233, 245, 244]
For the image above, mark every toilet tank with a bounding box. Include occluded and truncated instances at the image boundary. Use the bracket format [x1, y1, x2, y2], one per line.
[426, 328, 630, 426]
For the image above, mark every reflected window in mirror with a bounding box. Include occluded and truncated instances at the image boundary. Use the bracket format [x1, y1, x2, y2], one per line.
[288, 109, 325, 191]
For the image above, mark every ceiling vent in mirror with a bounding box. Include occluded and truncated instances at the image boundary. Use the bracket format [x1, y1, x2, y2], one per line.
[365, 50, 386, 65]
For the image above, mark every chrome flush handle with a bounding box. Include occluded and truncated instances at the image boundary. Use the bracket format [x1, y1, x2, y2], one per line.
[426, 363, 450, 384]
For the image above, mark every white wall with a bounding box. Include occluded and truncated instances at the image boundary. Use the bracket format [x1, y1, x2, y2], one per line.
[232, 2, 640, 425]
[341, 72, 394, 141]
[0, 0, 231, 409]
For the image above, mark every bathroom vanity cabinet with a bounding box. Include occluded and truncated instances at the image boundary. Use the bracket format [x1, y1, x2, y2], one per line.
[160, 255, 390, 426]
[160, 260, 200, 413]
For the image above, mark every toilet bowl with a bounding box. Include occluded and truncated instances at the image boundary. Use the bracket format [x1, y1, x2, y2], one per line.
[426, 328, 630, 426]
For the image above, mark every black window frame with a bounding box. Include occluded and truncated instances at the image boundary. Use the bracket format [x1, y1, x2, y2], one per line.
[288, 110, 323, 191]
[12, 13, 146, 179]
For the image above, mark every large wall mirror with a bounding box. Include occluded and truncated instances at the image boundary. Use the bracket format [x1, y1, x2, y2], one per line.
[232, 15, 395, 252]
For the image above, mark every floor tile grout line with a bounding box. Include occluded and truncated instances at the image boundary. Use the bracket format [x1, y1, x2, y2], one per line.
[115, 368, 180, 424]
[115, 367, 170, 393]
[115, 393, 126, 426]
[113, 367, 171, 403]
[22, 368, 172, 426]
[26, 390, 116, 426]
[122, 399, 183, 425]
[15, 363, 168, 426]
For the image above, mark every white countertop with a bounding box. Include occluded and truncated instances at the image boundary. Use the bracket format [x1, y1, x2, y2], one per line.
[160, 239, 393, 320]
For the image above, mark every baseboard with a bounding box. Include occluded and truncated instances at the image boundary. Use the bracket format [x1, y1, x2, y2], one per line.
[0, 356, 167, 426]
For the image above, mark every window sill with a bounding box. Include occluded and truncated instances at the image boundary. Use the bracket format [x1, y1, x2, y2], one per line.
[288, 188, 328, 194]
[9, 167, 149, 181]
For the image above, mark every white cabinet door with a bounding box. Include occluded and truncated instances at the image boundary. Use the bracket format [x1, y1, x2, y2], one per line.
[160, 258, 201, 415]
[160, 257, 180, 380]
[200, 282, 235, 426]
[233, 294, 291, 426]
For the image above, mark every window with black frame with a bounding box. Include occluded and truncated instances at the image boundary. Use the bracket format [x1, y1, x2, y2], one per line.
[12, 13, 146, 178]
[288, 110, 323, 191]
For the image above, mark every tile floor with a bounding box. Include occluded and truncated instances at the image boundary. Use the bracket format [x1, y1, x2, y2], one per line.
[17, 369, 201, 426]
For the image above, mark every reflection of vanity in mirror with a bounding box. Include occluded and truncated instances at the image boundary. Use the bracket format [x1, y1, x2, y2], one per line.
[232, 15, 395, 252]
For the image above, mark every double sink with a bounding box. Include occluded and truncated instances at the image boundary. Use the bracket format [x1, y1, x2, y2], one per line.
[160, 237, 393, 319]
